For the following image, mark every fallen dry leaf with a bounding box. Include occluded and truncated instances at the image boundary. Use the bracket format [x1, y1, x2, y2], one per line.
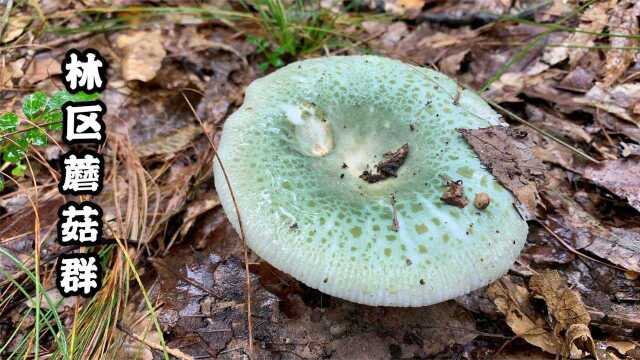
[384, 0, 426, 18]
[559, 67, 596, 92]
[542, 0, 613, 67]
[576, 83, 640, 125]
[620, 142, 640, 157]
[135, 124, 203, 157]
[487, 276, 561, 355]
[581, 158, 640, 212]
[602, 0, 639, 86]
[459, 126, 546, 216]
[1, 15, 29, 43]
[542, 190, 640, 273]
[525, 105, 593, 144]
[178, 192, 221, 238]
[599, 340, 639, 358]
[116, 30, 167, 82]
[439, 49, 469, 75]
[22, 55, 60, 85]
[529, 270, 596, 359]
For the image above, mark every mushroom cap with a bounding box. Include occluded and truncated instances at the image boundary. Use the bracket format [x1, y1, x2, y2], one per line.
[213, 55, 528, 307]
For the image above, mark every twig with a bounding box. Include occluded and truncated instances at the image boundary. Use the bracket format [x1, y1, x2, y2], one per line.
[486, 100, 600, 164]
[389, 193, 399, 232]
[180, 91, 255, 358]
[0, 0, 14, 42]
[538, 221, 628, 272]
[117, 322, 194, 360]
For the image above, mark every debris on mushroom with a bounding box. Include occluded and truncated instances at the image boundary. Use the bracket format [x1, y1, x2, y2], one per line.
[389, 193, 400, 232]
[359, 143, 410, 184]
[213, 55, 529, 307]
[441, 179, 469, 208]
[474, 192, 491, 210]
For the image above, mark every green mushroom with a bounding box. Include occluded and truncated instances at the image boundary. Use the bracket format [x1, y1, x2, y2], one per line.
[213, 55, 528, 307]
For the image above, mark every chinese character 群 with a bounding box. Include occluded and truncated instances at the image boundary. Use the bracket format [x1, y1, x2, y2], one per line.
[57, 201, 103, 245]
[61, 48, 107, 93]
[62, 100, 106, 144]
[56, 253, 102, 297]
[59, 150, 104, 195]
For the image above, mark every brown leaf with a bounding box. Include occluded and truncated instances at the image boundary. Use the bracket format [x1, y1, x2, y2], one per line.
[600, 341, 639, 358]
[459, 126, 546, 216]
[529, 270, 596, 358]
[559, 67, 596, 92]
[487, 276, 561, 355]
[564, 324, 597, 360]
[525, 105, 593, 144]
[178, 192, 221, 238]
[439, 49, 469, 76]
[575, 83, 640, 125]
[542, 190, 640, 273]
[116, 30, 166, 82]
[529, 270, 590, 330]
[621, 142, 640, 158]
[135, 125, 203, 158]
[581, 158, 640, 212]
[546, 1, 613, 67]
[22, 55, 60, 85]
[384, 0, 426, 18]
[602, 0, 639, 86]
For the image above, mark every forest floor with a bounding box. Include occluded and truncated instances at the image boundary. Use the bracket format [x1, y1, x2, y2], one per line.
[0, 0, 639, 359]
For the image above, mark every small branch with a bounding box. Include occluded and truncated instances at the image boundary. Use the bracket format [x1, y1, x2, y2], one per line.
[180, 90, 255, 358]
[117, 322, 194, 360]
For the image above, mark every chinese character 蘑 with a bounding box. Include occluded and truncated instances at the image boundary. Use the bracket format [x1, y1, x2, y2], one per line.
[62, 48, 107, 93]
[56, 254, 102, 297]
[59, 150, 104, 195]
[62, 100, 106, 144]
[57, 201, 103, 245]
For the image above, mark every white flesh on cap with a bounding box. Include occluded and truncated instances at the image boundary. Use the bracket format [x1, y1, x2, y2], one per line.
[214, 55, 528, 307]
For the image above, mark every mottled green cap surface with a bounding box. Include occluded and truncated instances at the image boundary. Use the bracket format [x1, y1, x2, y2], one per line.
[214, 56, 528, 306]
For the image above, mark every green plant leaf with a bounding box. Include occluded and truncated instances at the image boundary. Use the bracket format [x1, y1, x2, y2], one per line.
[25, 128, 48, 146]
[258, 62, 270, 72]
[0, 176, 4, 192]
[10, 163, 26, 177]
[44, 90, 99, 113]
[42, 111, 63, 130]
[3, 143, 26, 163]
[22, 92, 48, 120]
[0, 113, 19, 132]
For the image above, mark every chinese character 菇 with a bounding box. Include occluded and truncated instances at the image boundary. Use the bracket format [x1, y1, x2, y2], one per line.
[57, 201, 103, 245]
[59, 150, 104, 195]
[61, 48, 107, 93]
[62, 100, 106, 144]
[56, 253, 102, 297]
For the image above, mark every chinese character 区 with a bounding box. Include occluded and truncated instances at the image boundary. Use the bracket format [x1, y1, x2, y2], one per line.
[57, 201, 103, 245]
[62, 100, 106, 144]
[56, 254, 102, 297]
[62, 48, 107, 93]
[59, 150, 104, 195]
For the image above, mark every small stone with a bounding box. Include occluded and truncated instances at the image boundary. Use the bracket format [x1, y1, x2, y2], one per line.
[474, 192, 491, 210]
[329, 323, 347, 337]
